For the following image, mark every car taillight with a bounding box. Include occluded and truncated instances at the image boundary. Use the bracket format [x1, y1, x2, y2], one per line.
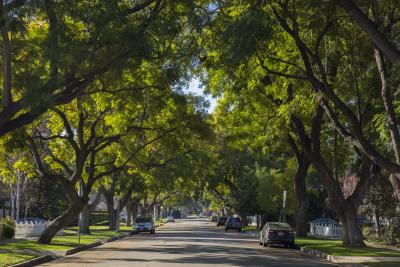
[268, 230, 275, 235]
[288, 230, 293, 234]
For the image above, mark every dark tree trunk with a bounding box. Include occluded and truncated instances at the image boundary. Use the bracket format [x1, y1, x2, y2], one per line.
[240, 213, 248, 227]
[39, 200, 84, 244]
[105, 193, 117, 231]
[79, 203, 91, 234]
[126, 199, 132, 227]
[38, 183, 86, 244]
[375, 211, 382, 239]
[132, 201, 138, 221]
[288, 135, 310, 237]
[336, 202, 364, 247]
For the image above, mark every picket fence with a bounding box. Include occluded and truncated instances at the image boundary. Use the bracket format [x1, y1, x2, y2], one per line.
[15, 221, 63, 238]
[309, 222, 342, 239]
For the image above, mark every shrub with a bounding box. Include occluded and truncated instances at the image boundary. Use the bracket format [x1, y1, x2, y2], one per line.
[1, 217, 15, 239]
[383, 215, 400, 246]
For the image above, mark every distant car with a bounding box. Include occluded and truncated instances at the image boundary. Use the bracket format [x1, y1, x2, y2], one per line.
[171, 210, 182, 219]
[133, 217, 155, 234]
[181, 213, 188, 218]
[357, 218, 374, 227]
[225, 217, 242, 232]
[167, 216, 175, 222]
[259, 222, 295, 248]
[217, 217, 227, 226]
[312, 218, 337, 225]
[210, 215, 218, 222]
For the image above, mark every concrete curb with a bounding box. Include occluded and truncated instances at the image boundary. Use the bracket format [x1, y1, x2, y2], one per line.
[297, 246, 400, 264]
[64, 241, 102, 255]
[10, 231, 135, 267]
[10, 255, 55, 267]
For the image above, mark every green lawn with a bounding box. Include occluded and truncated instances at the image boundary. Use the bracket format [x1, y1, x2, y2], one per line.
[0, 226, 131, 267]
[243, 225, 258, 232]
[296, 237, 400, 257]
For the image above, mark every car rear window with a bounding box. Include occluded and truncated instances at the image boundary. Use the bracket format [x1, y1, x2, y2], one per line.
[269, 223, 291, 229]
[135, 218, 151, 223]
[229, 218, 241, 222]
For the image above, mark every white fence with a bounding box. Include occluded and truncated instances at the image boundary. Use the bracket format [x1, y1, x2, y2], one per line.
[309, 222, 342, 239]
[15, 221, 63, 238]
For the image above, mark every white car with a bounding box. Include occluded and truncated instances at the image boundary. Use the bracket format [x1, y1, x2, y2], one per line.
[133, 217, 155, 234]
[167, 216, 175, 222]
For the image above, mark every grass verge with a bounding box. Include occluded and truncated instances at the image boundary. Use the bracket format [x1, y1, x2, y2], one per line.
[296, 237, 400, 257]
[243, 225, 258, 232]
[0, 226, 131, 267]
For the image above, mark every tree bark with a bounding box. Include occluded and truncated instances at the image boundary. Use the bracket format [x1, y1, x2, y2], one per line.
[104, 192, 118, 231]
[0, 12, 12, 108]
[337, 201, 364, 247]
[287, 135, 310, 237]
[78, 203, 91, 234]
[132, 201, 138, 222]
[126, 199, 132, 226]
[375, 211, 382, 239]
[39, 184, 86, 244]
[336, 0, 400, 63]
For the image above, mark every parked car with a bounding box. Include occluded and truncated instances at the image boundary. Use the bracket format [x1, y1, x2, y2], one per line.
[259, 222, 295, 248]
[311, 218, 337, 225]
[357, 218, 374, 227]
[167, 216, 175, 223]
[171, 210, 182, 219]
[133, 217, 155, 234]
[182, 213, 188, 218]
[210, 215, 218, 222]
[217, 217, 227, 226]
[225, 217, 242, 232]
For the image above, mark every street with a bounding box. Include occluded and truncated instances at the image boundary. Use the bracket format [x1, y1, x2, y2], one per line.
[39, 217, 337, 267]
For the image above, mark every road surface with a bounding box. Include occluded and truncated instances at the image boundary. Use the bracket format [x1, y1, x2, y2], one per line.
[40, 217, 337, 266]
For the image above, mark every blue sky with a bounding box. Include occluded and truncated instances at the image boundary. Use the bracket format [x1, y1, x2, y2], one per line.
[185, 78, 217, 113]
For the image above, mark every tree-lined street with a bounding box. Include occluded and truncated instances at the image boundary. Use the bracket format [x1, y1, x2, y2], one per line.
[39, 217, 335, 267]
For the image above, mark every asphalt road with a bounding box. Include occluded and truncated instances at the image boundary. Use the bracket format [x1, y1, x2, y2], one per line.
[40, 217, 338, 267]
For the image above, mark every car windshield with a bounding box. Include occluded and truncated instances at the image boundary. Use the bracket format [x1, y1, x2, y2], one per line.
[268, 223, 291, 229]
[229, 218, 241, 222]
[135, 218, 151, 223]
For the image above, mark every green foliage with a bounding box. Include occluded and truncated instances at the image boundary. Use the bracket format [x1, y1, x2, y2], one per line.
[1, 217, 16, 239]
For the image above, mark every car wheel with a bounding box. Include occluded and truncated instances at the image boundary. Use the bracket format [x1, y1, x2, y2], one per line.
[263, 240, 268, 247]
[259, 238, 263, 245]
[225, 228, 228, 231]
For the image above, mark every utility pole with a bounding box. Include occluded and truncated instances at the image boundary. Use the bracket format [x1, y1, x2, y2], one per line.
[282, 190, 287, 223]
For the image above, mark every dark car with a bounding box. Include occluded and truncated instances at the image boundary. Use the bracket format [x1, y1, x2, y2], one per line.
[216, 217, 227, 226]
[225, 217, 242, 232]
[357, 218, 374, 227]
[259, 222, 295, 248]
[133, 217, 155, 234]
[171, 210, 182, 219]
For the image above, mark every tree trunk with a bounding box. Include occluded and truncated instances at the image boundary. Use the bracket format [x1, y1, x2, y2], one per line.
[336, 202, 364, 247]
[240, 213, 248, 227]
[39, 200, 84, 244]
[132, 201, 138, 222]
[105, 193, 117, 231]
[375, 210, 382, 239]
[79, 203, 91, 234]
[126, 199, 132, 226]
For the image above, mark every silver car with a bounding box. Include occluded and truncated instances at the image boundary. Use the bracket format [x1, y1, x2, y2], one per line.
[259, 222, 295, 248]
[133, 217, 155, 234]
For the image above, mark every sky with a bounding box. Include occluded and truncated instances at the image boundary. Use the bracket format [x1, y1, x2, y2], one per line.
[184, 78, 217, 113]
